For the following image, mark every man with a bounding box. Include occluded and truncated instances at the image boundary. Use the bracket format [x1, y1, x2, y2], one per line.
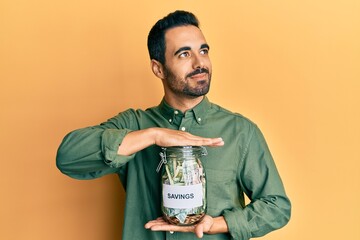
[56, 10, 291, 239]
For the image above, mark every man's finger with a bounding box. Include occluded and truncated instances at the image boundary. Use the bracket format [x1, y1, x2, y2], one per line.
[144, 217, 166, 229]
[145, 219, 195, 233]
[195, 224, 204, 238]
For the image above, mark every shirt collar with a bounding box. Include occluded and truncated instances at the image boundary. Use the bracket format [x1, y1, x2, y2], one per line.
[159, 96, 211, 125]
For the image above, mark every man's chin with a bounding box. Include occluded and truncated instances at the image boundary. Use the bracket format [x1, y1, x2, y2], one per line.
[197, 79, 208, 85]
[184, 86, 210, 97]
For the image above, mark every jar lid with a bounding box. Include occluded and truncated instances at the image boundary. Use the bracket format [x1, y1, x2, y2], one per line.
[156, 146, 207, 173]
[162, 146, 207, 156]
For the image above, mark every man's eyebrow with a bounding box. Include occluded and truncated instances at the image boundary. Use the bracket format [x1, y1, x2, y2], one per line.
[201, 43, 210, 50]
[174, 46, 191, 56]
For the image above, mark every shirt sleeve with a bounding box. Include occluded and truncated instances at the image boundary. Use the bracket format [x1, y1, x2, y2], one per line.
[56, 110, 138, 180]
[223, 125, 291, 240]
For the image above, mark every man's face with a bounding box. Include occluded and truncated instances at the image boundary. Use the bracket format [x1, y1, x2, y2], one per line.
[162, 25, 212, 98]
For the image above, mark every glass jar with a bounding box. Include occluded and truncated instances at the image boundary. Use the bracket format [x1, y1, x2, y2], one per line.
[159, 146, 207, 226]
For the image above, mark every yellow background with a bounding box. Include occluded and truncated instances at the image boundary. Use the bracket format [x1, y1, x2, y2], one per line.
[1, 1, 359, 239]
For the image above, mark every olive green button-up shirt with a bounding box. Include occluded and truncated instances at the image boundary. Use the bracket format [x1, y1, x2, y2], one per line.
[56, 97, 291, 240]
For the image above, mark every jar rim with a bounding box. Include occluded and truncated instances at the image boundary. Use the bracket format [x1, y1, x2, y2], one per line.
[162, 146, 207, 156]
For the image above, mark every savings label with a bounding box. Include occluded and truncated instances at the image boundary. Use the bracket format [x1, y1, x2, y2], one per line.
[163, 183, 203, 209]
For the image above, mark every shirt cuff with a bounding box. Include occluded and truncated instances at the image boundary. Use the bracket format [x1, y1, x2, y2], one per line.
[223, 208, 251, 240]
[101, 128, 135, 168]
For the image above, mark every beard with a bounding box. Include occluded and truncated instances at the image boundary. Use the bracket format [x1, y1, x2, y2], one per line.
[163, 67, 211, 98]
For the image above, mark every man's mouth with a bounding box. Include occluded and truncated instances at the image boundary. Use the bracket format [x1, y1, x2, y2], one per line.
[190, 73, 208, 80]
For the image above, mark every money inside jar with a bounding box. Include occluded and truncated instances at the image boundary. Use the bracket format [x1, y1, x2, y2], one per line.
[159, 146, 207, 226]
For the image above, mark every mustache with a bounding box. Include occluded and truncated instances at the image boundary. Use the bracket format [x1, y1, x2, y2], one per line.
[186, 68, 209, 78]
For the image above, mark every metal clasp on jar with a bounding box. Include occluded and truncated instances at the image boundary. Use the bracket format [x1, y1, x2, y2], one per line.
[156, 148, 167, 173]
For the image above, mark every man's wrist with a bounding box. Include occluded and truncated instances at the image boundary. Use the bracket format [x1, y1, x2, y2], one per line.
[207, 216, 228, 235]
[117, 128, 158, 156]
[147, 127, 159, 145]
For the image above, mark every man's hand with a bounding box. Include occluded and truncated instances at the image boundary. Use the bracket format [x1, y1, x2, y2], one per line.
[153, 128, 224, 147]
[118, 128, 224, 156]
[144, 215, 214, 238]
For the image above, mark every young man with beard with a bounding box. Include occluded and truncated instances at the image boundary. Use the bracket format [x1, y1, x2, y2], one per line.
[57, 10, 291, 240]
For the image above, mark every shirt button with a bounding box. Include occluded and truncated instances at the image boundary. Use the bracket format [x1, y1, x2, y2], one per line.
[174, 110, 179, 115]
[181, 127, 186, 131]
[198, 117, 202, 122]
[169, 119, 172, 123]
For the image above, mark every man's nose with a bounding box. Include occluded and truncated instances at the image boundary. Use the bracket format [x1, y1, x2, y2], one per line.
[192, 54, 205, 69]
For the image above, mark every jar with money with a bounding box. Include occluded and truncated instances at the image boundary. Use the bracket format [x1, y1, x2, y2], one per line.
[158, 146, 207, 226]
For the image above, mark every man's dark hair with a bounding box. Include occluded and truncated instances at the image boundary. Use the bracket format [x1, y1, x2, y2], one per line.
[147, 10, 199, 64]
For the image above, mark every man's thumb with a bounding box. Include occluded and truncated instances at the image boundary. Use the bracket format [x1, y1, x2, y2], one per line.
[195, 224, 204, 238]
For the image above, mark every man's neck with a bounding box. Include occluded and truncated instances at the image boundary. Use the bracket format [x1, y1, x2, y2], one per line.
[164, 94, 204, 113]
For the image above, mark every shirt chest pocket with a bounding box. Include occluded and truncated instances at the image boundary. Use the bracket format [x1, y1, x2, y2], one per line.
[205, 168, 237, 216]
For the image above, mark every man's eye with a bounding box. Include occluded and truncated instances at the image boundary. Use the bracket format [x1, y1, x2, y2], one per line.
[200, 49, 209, 55]
[179, 52, 190, 58]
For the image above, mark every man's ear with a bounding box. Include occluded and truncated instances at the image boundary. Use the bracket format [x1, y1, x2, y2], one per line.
[151, 59, 165, 79]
